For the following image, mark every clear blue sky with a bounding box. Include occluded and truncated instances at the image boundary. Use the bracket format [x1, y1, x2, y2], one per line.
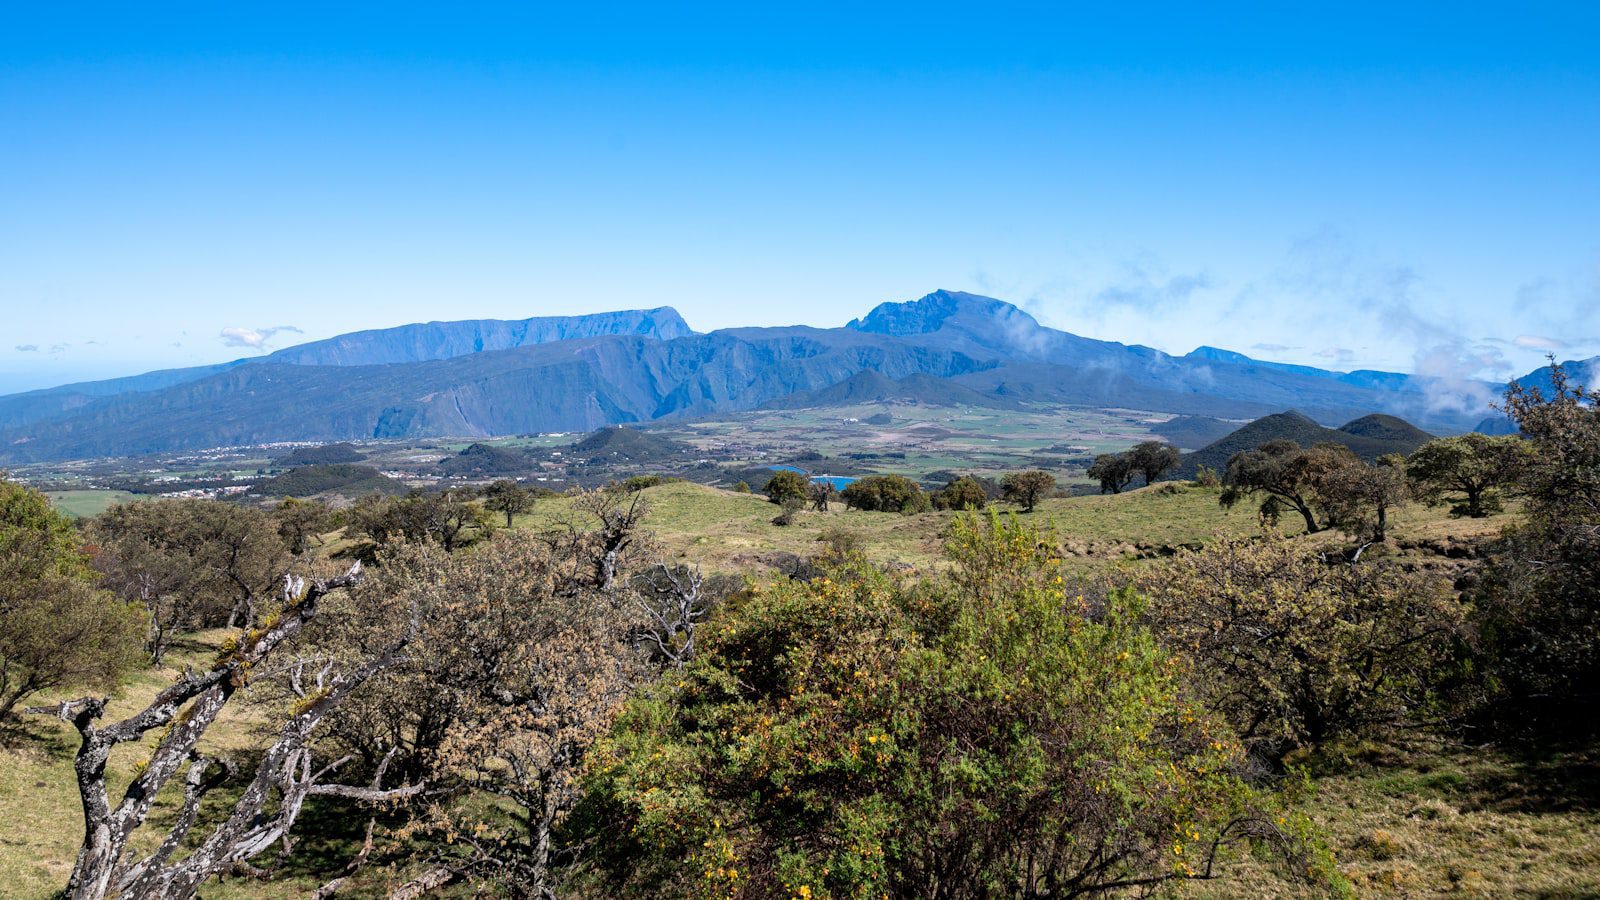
[2, 2, 1597, 393]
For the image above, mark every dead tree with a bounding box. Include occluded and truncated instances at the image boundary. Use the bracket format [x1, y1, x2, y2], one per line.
[543, 489, 651, 592]
[630, 563, 710, 669]
[28, 564, 423, 900]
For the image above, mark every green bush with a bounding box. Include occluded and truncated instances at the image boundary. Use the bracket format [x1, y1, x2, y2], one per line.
[1135, 531, 1464, 756]
[931, 476, 987, 511]
[763, 470, 811, 505]
[840, 474, 924, 513]
[579, 514, 1336, 897]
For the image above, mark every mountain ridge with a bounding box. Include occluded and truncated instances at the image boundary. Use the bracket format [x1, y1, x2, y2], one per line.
[0, 291, 1509, 463]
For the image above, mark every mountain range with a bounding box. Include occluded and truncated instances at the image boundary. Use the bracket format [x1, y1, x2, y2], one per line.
[0, 290, 1583, 464]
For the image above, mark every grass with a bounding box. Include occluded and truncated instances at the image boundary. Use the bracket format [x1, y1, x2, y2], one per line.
[512, 479, 1518, 576]
[0, 628, 428, 899]
[44, 489, 140, 518]
[1183, 741, 1600, 898]
[0, 479, 1545, 897]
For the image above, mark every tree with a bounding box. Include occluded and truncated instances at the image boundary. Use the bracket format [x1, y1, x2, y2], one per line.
[28, 565, 423, 900]
[1129, 440, 1182, 485]
[1319, 454, 1411, 544]
[338, 535, 647, 896]
[808, 480, 837, 512]
[1406, 433, 1530, 518]
[349, 489, 493, 552]
[483, 479, 534, 527]
[931, 475, 987, 511]
[732, 481, 751, 494]
[763, 469, 811, 505]
[1086, 452, 1137, 494]
[840, 474, 924, 512]
[1000, 470, 1055, 512]
[0, 480, 142, 721]
[1219, 440, 1355, 533]
[581, 514, 1337, 896]
[89, 500, 293, 662]
[271, 497, 331, 556]
[1135, 531, 1464, 756]
[1469, 363, 1600, 731]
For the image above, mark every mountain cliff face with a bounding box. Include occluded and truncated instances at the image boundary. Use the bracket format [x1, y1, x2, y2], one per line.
[0, 308, 693, 431]
[0, 291, 1499, 463]
[261, 307, 694, 366]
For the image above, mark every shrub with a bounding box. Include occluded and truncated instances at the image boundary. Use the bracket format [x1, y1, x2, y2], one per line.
[815, 527, 863, 558]
[1000, 470, 1055, 512]
[732, 480, 751, 494]
[1134, 531, 1465, 756]
[1193, 465, 1222, 488]
[1468, 364, 1600, 732]
[579, 515, 1338, 897]
[0, 479, 143, 721]
[931, 476, 988, 511]
[772, 497, 804, 526]
[840, 474, 923, 512]
[763, 470, 811, 505]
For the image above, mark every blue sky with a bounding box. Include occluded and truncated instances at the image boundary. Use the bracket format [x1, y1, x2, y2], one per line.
[2, 3, 1597, 393]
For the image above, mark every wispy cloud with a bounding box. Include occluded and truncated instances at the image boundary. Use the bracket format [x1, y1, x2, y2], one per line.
[1513, 334, 1567, 351]
[1093, 263, 1212, 313]
[220, 325, 303, 350]
[1250, 342, 1296, 353]
[14, 344, 38, 352]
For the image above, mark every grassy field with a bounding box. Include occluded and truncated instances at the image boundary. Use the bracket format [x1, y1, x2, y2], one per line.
[656, 402, 1186, 485]
[513, 479, 1514, 576]
[1, 480, 1575, 898]
[44, 489, 140, 518]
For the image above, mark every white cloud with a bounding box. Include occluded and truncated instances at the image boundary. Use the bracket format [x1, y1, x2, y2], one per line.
[1513, 334, 1567, 351]
[220, 325, 303, 350]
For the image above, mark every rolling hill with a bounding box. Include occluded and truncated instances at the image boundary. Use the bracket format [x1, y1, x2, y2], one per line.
[1149, 415, 1241, 449]
[436, 443, 537, 477]
[572, 426, 696, 463]
[1178, 411, 1436, 476]
[252, 464, 406, 498]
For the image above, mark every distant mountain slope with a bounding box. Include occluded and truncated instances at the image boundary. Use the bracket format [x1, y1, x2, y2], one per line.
[1511, 355, 1599, 397]
[761, 370, 1020, 410]
[1150, 415, 1240, 450]
[1185, 347, 1414, 391]
[262, 307, 694, 367]
[0, 290, 1497, 463]
[0, 331, 991, 462]
[0, 308, 693, 431]
[1178, 411, 1435, 476]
